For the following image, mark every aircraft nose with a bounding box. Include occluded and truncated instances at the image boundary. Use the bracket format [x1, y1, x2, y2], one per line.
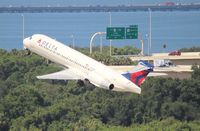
[23, 37, 30, 49]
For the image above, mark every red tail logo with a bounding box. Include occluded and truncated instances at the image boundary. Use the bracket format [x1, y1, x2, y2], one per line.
[130, 70, 150, 86]
[122, 60, 153, 87]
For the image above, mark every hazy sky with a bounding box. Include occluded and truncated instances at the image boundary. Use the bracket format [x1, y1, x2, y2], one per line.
[0, 0, 199, 6]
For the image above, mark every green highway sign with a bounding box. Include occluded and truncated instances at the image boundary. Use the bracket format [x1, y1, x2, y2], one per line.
[106, 25, 138, 40]
[126, 27, 138, 39]
[106, 27, 125, 40]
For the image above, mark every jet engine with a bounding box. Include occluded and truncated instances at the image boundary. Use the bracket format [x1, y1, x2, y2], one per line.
[87, 71, 114, 90]
[109, 84, 114, 90]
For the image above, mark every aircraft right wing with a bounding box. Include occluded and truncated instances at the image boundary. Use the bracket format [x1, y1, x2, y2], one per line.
[37, 69, 84, 80]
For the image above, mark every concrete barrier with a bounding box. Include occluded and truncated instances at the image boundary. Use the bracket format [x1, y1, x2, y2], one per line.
[181, 52, 200, 57]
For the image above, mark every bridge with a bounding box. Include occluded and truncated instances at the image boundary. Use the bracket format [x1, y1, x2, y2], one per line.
[130, 52, 200, 66]
[0, 4, 200, 13]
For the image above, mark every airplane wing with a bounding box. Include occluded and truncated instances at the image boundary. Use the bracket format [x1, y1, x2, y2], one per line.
[37, 69, 83, 80]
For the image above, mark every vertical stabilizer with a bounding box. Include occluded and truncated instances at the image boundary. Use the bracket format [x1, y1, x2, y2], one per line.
[122, 60, 153, 86]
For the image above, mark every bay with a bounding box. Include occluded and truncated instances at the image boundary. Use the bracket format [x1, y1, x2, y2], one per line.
[0, 11, 199, 54]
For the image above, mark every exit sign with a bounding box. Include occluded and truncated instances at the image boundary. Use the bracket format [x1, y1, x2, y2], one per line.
[106, 27, 125, 40]
[126, 27, 138, 39]
[106, 25, 138, 40]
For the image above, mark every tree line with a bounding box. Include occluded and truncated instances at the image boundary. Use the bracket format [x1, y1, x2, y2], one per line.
[179, 46, 200, 52]
[0, 48, 199, 130]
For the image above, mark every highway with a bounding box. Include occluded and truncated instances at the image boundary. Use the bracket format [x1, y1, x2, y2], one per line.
[110, 65, 192, 72]
[130, 52, 200, 60]
[111, 52, 200, 79]
[110, 65, 192, 79]
[130, 52, 200, 66]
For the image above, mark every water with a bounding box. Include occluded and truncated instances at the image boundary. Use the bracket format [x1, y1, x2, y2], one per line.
[0, 0, 199, 6]
[0, 11, 200, 53]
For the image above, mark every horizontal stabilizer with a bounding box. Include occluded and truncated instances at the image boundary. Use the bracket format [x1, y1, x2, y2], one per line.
[148, 72, 168, 77]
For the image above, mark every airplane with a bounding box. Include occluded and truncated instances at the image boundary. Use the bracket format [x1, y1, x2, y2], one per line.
[23, 34, 160, 94]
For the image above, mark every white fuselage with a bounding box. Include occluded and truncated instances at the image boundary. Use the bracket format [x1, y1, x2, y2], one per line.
[23, 34, 141, 94]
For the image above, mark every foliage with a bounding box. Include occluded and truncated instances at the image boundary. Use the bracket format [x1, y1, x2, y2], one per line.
[112, 45, 141, 55]
[90, 52, 135, 65]
[191, 64, 200, 80]
[179, 46, 200, 52]
[0, 49, 200, 130]
[102, 118, 200, 131]
[77, 46, 140, 65]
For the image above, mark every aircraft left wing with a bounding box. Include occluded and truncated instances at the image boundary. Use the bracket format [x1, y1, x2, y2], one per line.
[37, 69, 83, 80]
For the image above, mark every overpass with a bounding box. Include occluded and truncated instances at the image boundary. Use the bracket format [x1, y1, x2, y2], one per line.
[130, 52, 200, 66]
[110, 65, 192, 79]
[111, 52, 200, 79]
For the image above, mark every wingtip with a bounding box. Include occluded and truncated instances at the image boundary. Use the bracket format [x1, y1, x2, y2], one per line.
[36, 76, 42, 79]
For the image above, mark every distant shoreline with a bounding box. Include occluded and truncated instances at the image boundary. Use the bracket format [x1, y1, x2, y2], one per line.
[1, 4, 200, 13]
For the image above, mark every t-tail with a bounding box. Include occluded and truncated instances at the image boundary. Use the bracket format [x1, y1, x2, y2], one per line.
[122, 60, 153, 87]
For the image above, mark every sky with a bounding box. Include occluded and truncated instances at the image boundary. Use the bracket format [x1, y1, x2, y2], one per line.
[0, 0, 199, 6]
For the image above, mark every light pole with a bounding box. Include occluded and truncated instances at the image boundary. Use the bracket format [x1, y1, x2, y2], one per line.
[89, 32, 106, 54]
[22, 14, 24, 40]
[146, 34, 150, 56]
[109, 12, 112, 56]
[100, 35, 103, 53]
[138, 33, 144, 56]
[149, 8, 152, 55]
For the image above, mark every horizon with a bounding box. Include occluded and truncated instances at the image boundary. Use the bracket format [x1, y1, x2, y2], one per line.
[0, 0, 200, 7]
